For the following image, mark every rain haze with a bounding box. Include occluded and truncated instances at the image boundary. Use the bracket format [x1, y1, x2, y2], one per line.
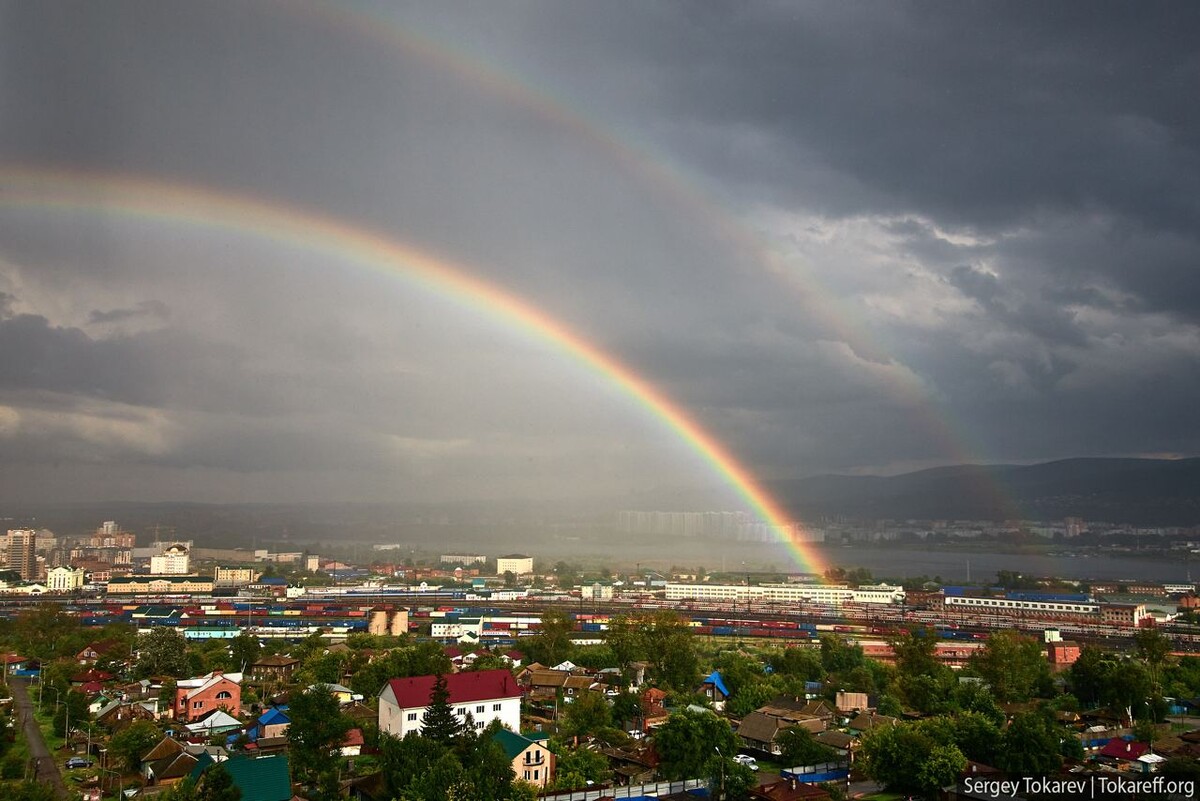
[1, 2, 1198, 515]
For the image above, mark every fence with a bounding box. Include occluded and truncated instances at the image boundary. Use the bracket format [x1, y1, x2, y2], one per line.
[541, 778, 707, 800]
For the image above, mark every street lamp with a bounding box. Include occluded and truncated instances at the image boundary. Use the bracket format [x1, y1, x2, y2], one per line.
[713, 746, 725, 801]
[98, 766, 124, 800]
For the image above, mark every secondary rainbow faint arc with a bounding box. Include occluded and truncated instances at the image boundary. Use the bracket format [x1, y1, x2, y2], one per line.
[286, 1, 1029, 524]
[0, 167, 826, 574]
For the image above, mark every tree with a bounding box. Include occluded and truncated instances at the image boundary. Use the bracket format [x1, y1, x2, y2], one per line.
[560, 691, 612, 738]
[777, 726, 837, 768]
[136, 627, 190, 677]
[996, 711, 1062, 775]
[108, 719, 162, 773]
[891, 627, 941, 678]
[380, 732, 445, 799]
[527, 609, 574, 666]
[858, 723, 932, 794]
[549, 742, 611, 790]
[970, 630, 1052, 702]
[1134, 628, 1173, 693]
[421, 673, 462, 745]
[645, 612, 699, 691]
[653, 709, 739, 781]
[767, 646, 823, 680]
[820, 636, 864, 673]
[228, 633, 261, 673]
[605, 615, 646, 670]
[287, 684, 351, 796]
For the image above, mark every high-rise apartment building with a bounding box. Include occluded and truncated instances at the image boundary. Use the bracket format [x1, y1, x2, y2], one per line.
[6, 529, 37, 581]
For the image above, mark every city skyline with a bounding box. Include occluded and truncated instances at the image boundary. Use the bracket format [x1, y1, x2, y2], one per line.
[1, 3, 1198, 506]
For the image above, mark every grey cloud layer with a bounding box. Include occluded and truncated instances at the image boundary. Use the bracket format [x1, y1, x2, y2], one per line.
[0, 1, 1197, 502]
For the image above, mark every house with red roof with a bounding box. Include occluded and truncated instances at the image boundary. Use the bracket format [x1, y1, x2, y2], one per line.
[1098, 738, 1151, 766]
[378, 669, 521, 737]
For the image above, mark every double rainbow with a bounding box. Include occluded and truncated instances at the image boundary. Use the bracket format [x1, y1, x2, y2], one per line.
[0, 167, 826, 575]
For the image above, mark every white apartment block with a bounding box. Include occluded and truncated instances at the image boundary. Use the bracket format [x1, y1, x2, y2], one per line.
[379, 670, 521, 738]
[213, 566, 260, 587]
[150, 544, 191, 575]
[496, 555, 534, 575]
[664, 582, 906, 605]
[441, 554, 487, 566]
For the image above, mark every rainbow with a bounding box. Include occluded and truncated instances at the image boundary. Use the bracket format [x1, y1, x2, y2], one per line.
[282, 2, 1029, 523]
[0, 167, 827, 574]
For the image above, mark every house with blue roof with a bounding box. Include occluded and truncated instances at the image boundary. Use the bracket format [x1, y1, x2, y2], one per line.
[698, 670, 730, 710]
[253, 706, 290, 740]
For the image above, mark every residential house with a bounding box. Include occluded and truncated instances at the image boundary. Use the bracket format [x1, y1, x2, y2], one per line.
[813, 730, 857, 762]
[563, 674, 598, 698]
[522, 669, 570, 702]
[699, 670, 730, 711]
[599, 743, 659, 786]
[493, 729, 555, 788]
[737, 711, 795, 755]
[311, 682, 360, 706]
[94, 698, 155, 732]
[76, 641, 122, 666]
[254, 707, 291, 739]
[193, 753, 292, 801]
[175, 671, 242, 723]
[378, 669, 521, 737]
[340, 728, 365, 757]
[186, 710, 244, 738]
[142, 737, 200, 787]
[834, 691, 869, 714]
[1098, 739, 1151, 769]
[846, 712, 898, 736]
[250, 655, 299, 683]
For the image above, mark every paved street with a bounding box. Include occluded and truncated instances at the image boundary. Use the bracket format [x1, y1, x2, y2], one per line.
[11, 678, 68, 799]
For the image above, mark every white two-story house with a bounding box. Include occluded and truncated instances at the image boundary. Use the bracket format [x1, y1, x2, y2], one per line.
[378, 669, 521, 737]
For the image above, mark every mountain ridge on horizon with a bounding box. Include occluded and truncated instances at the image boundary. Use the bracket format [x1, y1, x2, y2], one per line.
[770, 456, 1200, 526]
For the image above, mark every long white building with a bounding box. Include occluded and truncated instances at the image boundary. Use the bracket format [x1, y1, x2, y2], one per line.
[379, 669, 521, 737]
[665, 582, 905, 605]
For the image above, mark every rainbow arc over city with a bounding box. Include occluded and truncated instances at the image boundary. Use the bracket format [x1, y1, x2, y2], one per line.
[0, 167, 827, 575]
[285, 1, 1030, 525]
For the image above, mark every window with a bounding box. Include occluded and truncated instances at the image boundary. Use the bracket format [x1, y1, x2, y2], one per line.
[493, 703, 501, 711]
[523, 771, 529, 780]
[193, 701, 203, 708]
[406, 712, 417, 721]
[457, 707, 466, 716]
[476, 705, 485, 714]
[533, 769, 539, 780]
[216, 691, 232, 700]
[475, 721, 484, 730]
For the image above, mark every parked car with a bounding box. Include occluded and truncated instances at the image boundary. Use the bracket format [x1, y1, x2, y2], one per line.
[65, 757, 93, 769]
[733, 754, 759, 771]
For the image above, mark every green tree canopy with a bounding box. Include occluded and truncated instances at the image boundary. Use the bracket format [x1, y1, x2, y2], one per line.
[135, 626, 190, 677]
[969, 630, 1052, 702]
[108, 719, 162, 773]
[421, 673, 462, 745]
[777, 726, 837, 768]
[287, 684, 352, 797]
[653, 709, 738, 781]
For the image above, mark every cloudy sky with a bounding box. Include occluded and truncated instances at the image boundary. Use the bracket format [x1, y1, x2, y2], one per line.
[0, 2, 1197, 505]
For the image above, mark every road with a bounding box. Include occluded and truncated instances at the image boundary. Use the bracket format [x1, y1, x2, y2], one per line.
[11, 678, 68, 799]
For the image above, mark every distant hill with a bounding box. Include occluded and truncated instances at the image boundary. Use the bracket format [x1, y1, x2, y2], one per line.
[769, 457, 1200, 525]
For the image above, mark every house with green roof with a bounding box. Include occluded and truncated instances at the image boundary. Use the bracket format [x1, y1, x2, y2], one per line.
[492, 729, 554, 789]
[192, 753, 292, 801]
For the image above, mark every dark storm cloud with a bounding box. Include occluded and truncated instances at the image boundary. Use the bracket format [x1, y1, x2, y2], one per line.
[88, 300, 169, 325]
[1, 1, 1197, 502]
